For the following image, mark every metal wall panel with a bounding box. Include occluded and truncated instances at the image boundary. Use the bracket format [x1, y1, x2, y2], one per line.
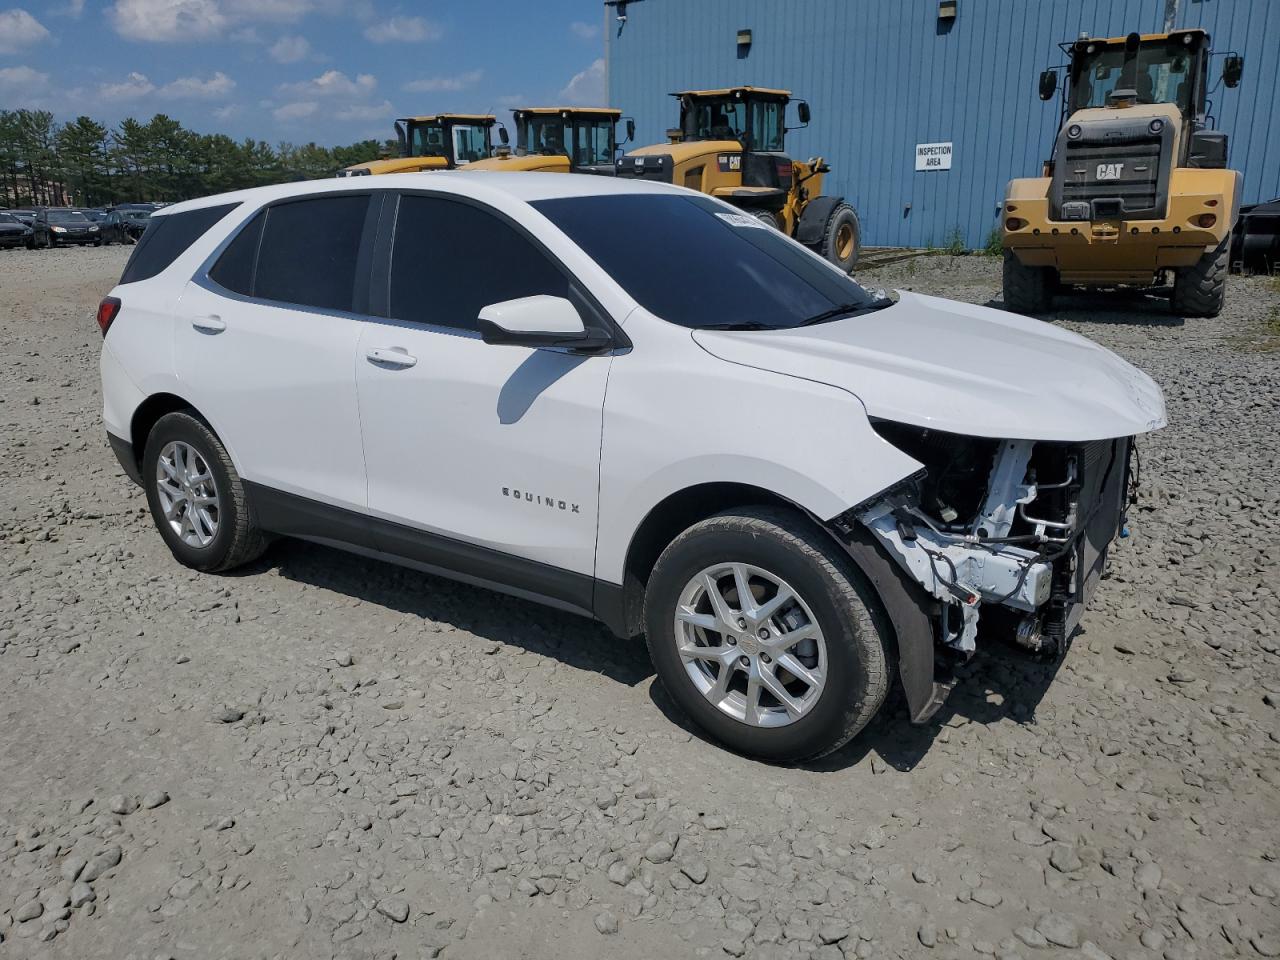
[606, 0, 1279, 248]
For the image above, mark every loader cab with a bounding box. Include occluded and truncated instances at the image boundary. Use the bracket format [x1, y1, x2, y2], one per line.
[675, 87, 800, 154]
[400, 114, 500, 167]
[512, 108, 629, 174]
[1064, 31, 1210, 122]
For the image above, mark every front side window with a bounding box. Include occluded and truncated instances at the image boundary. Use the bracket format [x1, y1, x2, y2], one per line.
[389, 194, 568, 332]
[533, 194, 887, 330]
[521, 116, 569, 156]
[452, 124, 491, 163]
[247, 195, 370, 312]
[573, 121, 614, 166]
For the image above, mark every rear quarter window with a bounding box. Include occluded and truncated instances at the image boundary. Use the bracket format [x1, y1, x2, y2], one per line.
[119, 203, 239, 285]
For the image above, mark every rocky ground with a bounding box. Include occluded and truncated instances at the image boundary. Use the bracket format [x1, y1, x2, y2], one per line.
[1, 244, 1277, 960]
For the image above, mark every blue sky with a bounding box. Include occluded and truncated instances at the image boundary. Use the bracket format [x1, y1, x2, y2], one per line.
[0, 1, 608, 145]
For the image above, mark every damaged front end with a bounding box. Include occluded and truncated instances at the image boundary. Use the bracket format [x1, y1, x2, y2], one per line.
[833, 423, 1135, 721]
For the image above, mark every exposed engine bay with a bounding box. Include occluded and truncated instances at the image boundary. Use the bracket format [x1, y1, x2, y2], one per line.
[854, 422, 1134, 660]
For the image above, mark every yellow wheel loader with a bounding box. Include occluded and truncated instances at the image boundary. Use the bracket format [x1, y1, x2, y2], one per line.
[617, 87, 860, 272]
[464, 107, 634, 174]
[337, 114, 502, 176]
[1003, 29, 1246, 316]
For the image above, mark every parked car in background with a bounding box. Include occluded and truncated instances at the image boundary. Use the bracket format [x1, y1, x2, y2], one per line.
[7, 209, 37, 226]
[97, 174, 1167, 761]
[31, 208, 100, 247]
[0, 212, 34, 248]
[83, 209, 136, 245]
[117, 207, 152, 240]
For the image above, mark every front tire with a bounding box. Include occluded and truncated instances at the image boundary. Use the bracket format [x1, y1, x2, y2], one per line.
[644, 507, 891, 762]
[1171, 237, 1228, 317]
[142, 411, 266, 573]
[1002, 250, 1054, 313]
[818, 203, 860, 273]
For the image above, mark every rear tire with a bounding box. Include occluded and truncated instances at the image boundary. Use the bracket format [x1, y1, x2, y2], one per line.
[643, 507, 892, 762]
[1002, 250, 1054, 313]
[752, 210, 781, 230]
[818, 203, 860, 273]
[142, 411, 267, 573]
[1171, 238, 1228, 317]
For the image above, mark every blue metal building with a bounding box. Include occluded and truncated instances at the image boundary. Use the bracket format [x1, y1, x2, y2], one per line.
[605, 0, 1280, 249]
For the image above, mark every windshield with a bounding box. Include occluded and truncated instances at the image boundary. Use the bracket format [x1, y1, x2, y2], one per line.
[409, 122, 449, 158]
[533, 194, 887, 330]
[1070, 38, 1197, 113]
[520, 116, 569, 156]
[0, 214, 16, 224]
[451, 124, 491, 163]
[49, 210, 88, 223]
[572, 119, 614, 166]
[682, 99, 745, 143]
[122, 210, 151, 221]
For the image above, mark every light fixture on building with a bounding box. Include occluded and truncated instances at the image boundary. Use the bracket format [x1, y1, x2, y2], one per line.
[737, 28, 752, 55]
[939, 0, 958, 21]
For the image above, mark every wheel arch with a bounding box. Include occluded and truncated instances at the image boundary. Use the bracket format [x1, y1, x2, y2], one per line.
[599, 481, 944, 726]
[129, 393, 244, 479]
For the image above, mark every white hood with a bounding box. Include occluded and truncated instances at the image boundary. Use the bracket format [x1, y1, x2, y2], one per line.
[691, 291, 1167, 442]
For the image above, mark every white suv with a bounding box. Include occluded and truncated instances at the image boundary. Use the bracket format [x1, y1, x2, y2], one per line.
[99, 173, 1166, 761]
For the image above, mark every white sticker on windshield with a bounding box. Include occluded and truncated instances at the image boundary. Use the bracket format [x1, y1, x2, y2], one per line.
[715, 212, 769, 229]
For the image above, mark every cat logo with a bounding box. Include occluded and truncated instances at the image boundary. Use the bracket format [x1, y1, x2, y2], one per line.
[1096, 162, 1124, 181]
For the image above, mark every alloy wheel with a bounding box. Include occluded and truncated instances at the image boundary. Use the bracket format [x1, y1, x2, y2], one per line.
[674, 562, 827, 727]
[155, 441, 220, 548]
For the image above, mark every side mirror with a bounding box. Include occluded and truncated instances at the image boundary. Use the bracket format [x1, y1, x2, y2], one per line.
[625, 118, 635, 143]
[498, 126, 509, 145]
[1038, 69, 1058, 100]
[797, 100, 811, 125]
[478, 295, 609, 351]
[1222, 55, 1243, 88]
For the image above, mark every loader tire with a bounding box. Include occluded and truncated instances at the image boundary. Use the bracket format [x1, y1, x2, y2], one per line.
[819, 203, 860, 273]
[1171, 238, 1228, 318]
[1002, 250, 1054, 314]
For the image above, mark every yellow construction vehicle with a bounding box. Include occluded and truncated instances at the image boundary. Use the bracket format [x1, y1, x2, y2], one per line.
[617, 86, 860, 272]
[1003, 29, 1245, 316]
[464, 107, 634, 174]
[337, 114, 502, 176]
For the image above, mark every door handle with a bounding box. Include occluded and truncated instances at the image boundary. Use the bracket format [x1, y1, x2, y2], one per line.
[365, 347, 418, 368]
[192, 315, 226, 334]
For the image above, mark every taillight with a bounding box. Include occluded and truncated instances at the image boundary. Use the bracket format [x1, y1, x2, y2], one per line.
[96, 296, 121, 337]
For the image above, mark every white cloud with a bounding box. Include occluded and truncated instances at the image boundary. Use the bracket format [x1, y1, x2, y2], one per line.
[225, 0, 313, 21]
[98, 71, 157, 101]
[229, 25, 262, 42]
[0, 65, 49, 98]
[159, 71, 235, 99]
[212, 103, 240, 120]
[402, 69, 482, 94]
[335, 98, 392, 121]
[274, 100, 318, 121]
[0, 9, 51, 53]
[279, 69, 375, 99]
[54, 0, 86, 18]
[558, 58, 605, 106]
[107, 0, 227, 42]
[363, 15, 439, 43]
[569, 20, 599, 40]
[269, 34, 311, 62]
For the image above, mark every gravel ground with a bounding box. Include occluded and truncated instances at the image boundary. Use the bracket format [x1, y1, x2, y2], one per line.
[1, 244, 1278, 960]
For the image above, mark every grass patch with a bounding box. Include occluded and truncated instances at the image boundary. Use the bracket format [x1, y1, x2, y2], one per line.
[983, 227, 1004, 257]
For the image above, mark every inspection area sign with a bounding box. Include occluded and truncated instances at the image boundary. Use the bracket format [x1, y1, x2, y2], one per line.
[915, 141, 953, 171]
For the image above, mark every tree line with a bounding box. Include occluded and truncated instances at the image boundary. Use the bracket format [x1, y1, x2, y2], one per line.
[1, 108, 391, 208]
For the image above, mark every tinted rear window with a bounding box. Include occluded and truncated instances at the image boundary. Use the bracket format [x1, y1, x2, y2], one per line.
[531, 194, 879, 330]
[120, 203, 238, 285]
[208, 210, 265, 296]
[252, 195, 369, 313]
